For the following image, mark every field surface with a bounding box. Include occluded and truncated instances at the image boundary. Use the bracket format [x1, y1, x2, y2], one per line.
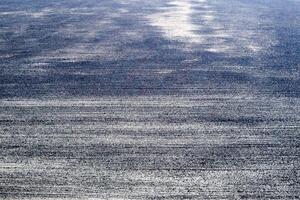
[0, 0, 299, 199]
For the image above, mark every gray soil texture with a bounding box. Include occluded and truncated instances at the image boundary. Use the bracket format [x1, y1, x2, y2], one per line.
[0, 0, 299, 199]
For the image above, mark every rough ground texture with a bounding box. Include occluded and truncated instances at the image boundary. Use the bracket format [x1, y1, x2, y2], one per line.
[0, 0, 299, 199]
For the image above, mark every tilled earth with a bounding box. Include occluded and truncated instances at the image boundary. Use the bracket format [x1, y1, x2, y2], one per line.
[0, 0, 299, 199]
